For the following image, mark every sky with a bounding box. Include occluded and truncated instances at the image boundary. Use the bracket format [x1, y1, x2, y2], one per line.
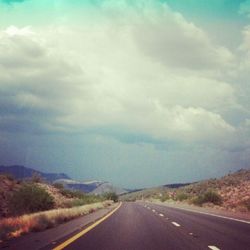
[0, 0, 250, 188]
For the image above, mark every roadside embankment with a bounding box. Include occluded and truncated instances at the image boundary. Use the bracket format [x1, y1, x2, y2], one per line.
[0, 200, 113, 241]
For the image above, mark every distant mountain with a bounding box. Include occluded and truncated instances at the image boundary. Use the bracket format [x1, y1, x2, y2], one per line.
[90, 182, 127, 195]
[163, 182, 192, 188]
[54, 179, 102, 193]
[0, 165, 70, 182]
[54, 179, 127, 195]
[0, 165, 128, 195]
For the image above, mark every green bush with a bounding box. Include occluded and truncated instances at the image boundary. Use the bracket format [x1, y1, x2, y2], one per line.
[176, 192, 189, 201]
[70, 195, 104, 207]
[160, 193, 170, 202]
[70, 198, 90, 207]
[58, 188, 105, 207]
[191, 196, 205, 206]
[203, 190, 222, 205]
[60, 189, 85, 199]
[8, 183, 55, 215]
[104, 192, 118, 202]
[192, 190, 222, 206]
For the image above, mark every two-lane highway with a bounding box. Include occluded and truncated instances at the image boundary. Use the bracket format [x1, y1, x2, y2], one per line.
[51, 202, 250, 250]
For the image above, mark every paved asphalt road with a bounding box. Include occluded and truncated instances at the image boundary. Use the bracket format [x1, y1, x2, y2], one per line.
[51, 202, 250, 250]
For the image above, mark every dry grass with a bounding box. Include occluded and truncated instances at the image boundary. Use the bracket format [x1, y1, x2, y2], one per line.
[0, 200, 113, 240]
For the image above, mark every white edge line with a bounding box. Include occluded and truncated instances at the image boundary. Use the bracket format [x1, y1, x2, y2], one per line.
[159, 204, 250, 225]
[208, 246, 220, 250]
[172, 222, 181, 227]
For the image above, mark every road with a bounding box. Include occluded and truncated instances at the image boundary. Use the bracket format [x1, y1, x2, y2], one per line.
[1, 202, 250, 250]
[51, 202, 250, 250]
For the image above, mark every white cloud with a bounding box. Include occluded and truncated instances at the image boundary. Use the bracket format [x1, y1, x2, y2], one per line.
[131, 4, 234, 71]
[4, 25, 33, 36]
[0, 0, 247, 148]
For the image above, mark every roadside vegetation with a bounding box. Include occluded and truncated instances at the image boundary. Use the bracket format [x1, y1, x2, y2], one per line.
[120, 169, 250, 213]
[103, 192, 119, 202]
[191, 190, 222, 206]
[0, 174, 118, 241]
[8, 183, 55, 216]
[0, 201, 112, 240]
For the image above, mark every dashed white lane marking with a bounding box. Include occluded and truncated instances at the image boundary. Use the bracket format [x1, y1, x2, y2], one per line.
[208, 246, 220, 250]
[164, 205, 250, 225]
[189, 233, 193, 235]
[159, 213, 164, 217]
[147, 207, 151, 210]
[171, 222, 181, 227]
[152, 209, 156, 213]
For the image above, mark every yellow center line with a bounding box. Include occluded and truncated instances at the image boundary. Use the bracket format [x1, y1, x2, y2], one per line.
[53, 202, 123, 250]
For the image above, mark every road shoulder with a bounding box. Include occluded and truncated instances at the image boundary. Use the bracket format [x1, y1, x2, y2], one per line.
[0, 204, 118, 250]
[144, 200, 250, 222]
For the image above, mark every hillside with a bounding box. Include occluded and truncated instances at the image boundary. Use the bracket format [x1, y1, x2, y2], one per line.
[0, 174, 109, 218]
[0, 174, 114, 240]
[121, 169, 250, 213]
[0, 166, 126, 195]
[182, 169, 250, 212]
[0, 174, 76, 218]
[0, 165, 70, 182]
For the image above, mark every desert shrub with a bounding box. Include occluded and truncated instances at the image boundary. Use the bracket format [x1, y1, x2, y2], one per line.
[70, 195, 104, 207]
[60, 189, 85, 199]
[224, 178, 241, 186]
[104, 192, 118, 202]
[59, 188, 74, 198]
[70, 199, 87, 207]
[30, 214, 50, 232]
[125, 197, 136, 202]
[191, 196, 204, 206]
[241, 198, 250, 211]
[203, 190, 222, 205]
[8, 183, 55, 215]
[30, 173, 43, 183]
[176, 192, 189, 201]
[192, 190, 222, 206]
[2, 173, 15, 181]
[160, 193, 170, 202]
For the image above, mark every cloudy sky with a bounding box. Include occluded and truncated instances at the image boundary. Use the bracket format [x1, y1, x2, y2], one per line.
[0, 0, 250, 188]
